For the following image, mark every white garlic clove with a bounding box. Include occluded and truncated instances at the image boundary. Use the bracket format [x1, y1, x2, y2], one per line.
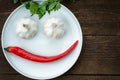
[16, 18, 38, 39]
[44, 17, 65, 39]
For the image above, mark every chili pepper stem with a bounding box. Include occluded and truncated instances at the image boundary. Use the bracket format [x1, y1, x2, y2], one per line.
[4, 47, 9, 52]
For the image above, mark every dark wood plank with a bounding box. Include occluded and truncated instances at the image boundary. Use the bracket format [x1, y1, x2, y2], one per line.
[1, 74, 120, 80]
[0, 36, 120, 74]
[74, 9, 120, 23]
[56, 75, 120, 80]
[0, 0, 120, 12]
[81, 22, 120, 36]
[0, 0, 19, 12]
[0, 13, 10, 33]
[68, 36, 120, 74]
[0, 53, 18, 74]
[0, 74, 30, 80]
[63, 0, 120, 10]
[0, 13, 120, 36]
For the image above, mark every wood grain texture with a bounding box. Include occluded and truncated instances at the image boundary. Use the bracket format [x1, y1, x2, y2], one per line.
[1, 75, 120, 80]
[0, 0, 120, 80]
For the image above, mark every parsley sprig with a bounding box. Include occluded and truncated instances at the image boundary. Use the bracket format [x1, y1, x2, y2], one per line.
[13, 0, 76, 19]
[25, 0, 61, 18]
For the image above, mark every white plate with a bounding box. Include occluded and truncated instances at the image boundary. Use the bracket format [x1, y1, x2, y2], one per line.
[1, 4, 83, 79]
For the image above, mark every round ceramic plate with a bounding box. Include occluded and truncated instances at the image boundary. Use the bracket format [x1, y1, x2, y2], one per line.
[1, 4, 83, 80]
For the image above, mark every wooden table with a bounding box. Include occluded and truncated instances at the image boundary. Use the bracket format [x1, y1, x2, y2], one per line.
[0, 0, 120, 80]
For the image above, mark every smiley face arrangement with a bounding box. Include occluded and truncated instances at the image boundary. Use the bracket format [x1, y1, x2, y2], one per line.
[4, 17, 78, 63]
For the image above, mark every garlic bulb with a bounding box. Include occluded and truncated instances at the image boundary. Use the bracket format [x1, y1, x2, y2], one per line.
[44, 18, 65, 39]
[16, 18, 38, 39]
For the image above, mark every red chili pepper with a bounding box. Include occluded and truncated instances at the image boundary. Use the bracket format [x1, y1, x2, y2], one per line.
[4, 40, 78, 62]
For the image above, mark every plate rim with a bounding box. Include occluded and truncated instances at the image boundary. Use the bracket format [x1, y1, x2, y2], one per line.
[1, 4, 83, 79]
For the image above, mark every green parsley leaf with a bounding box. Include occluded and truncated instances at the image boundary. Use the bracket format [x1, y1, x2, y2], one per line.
[36, 9, 44, 19]
[24, 1, 30, 9]
[29, 2, 39, 16]
[48, 2, 57, 11]
[54, 2, 61, 11]
[13, 0, 76, 19]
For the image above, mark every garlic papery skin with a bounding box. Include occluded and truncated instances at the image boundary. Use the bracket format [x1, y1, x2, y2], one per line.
[16, 18, 38, 39]
[44, 18, 65, 39]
